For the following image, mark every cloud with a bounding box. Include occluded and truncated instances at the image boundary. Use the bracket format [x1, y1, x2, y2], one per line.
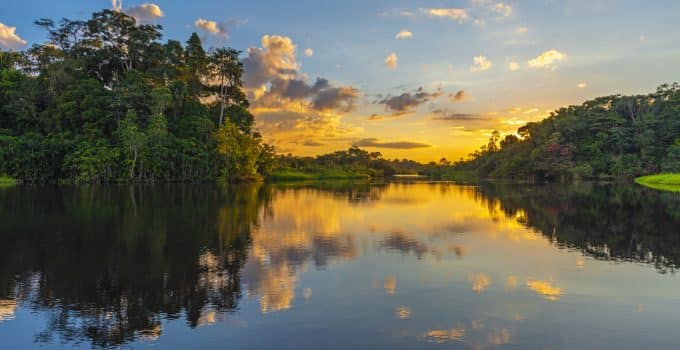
[304, 48, 314, 57]
[243, 35, 299, 89]
[491, 3, 513, 17]
[470, 55, 492, 72]
[354, 138, 431, 149]
[244, 35, 363, 153]
[528, 49, 566, 69]
[507, 60, 520, 71]
[577, 82, 587, 88]
[195, 18, 246, 41]
[0, 22, 27, 49]
[303, 140, 325, 147]
[385, 52, 398, 69]
[195, 18, 225, 37]
[472, 0, 513, 19]
[431, 109, 484, 121]
[312, 86, 360, 112]
[423, 8, 469, 22]
[379, 9, 416, 17]
[378, 87, 443, 113]
[395, 29, 413, 39]
[449, 90, 466, 102]
[516, 26, 528, 34]
[126, 3, 164, 24]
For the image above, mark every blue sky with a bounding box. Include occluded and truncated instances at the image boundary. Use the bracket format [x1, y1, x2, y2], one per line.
[2, 0, 679, 160]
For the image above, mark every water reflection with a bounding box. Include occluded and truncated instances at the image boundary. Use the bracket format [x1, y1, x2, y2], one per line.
[476, 182, 680, 272]
[0, 182, 679, 348]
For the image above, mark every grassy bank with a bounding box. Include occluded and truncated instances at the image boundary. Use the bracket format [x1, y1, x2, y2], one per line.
[269, 169, 372, 181]
[635, 174, 680, 192]
[0, 176, 18, 187]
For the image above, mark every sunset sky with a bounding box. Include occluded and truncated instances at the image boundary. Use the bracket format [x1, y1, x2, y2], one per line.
[2, 0, 679, 161]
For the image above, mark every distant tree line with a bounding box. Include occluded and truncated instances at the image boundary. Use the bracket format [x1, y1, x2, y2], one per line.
[454, 84, 680, 181]
[0, 10, 275, 183]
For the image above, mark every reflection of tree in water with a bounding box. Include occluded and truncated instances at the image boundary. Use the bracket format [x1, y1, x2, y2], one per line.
[0, 184, 271, 347]
[475, 183, 680, 273]
[273, 181, 389, 205]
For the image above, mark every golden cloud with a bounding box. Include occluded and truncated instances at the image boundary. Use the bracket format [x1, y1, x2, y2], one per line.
[0, 22, 27, 49]
[385, 52, 398, 69]
[395, 29, 414, 39]
[126, 3, 164, 24]
[424, 8, 469, 22]
[528, 49, 566, 69]
[470, 55, 492, 72]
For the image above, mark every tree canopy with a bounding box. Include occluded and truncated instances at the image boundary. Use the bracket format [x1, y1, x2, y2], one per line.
[0, 10, 266, 182]
[454, 84, 680, 181]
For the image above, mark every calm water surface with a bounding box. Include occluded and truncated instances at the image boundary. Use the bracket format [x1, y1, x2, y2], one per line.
[1, 182, 680, 349]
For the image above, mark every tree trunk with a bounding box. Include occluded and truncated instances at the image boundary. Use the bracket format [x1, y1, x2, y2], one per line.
[130, 149, 137, 180]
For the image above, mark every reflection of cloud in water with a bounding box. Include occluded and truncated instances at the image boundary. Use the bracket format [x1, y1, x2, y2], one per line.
[379, 231, 428, 259]
[197, 310, 217, 327]
[426, 321, 514, 348]
[244, 261, 297, 313]
[505, 275, 518, 291]
[527, 280, 562, 301]
[395, 306, 411, 320]
[303, 288, 313, 300]
[468, 273, 491, 294]
[137, 324, 162, 342]
[384, 276, 397, 296]
[0, 299, 16, 322]
[426, 328, 465, 343]
[488, 327, 511, 345]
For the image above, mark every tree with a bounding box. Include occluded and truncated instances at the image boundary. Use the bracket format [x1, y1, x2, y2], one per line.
[214, 121, 260, 181]
[120, 110, 146, 180]
[208, 48, 247, 126]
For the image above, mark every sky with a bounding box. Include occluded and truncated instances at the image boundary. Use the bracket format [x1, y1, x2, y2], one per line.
[1, 0, 679, 161]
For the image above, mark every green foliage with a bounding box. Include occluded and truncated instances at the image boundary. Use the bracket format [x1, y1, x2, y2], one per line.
[0, 10, 275, 183]
[455, 84, 680, 182]
[271, 146, 392, 181]
[662, 139, 680, 172]
[215, 121, 261, 181]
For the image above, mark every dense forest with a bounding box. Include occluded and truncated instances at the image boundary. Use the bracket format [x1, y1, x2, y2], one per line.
[0, 10, 278, 183]
[452, 84, 680, 181]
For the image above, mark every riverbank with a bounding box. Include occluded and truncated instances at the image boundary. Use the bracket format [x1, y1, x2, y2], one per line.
[635, 174, 680, 192]
[268, 169, 373, 181]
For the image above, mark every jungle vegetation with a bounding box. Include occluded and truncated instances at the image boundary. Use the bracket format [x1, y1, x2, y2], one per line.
[0, 10, 277, 183]
[448, 84, 680, 182]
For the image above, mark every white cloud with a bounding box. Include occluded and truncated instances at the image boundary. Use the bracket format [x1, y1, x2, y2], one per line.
[395, 29, 413, 39]
[507, 61, 520, 71]
[195, 18, 221, 34]
[577, 82, 587, 88]
[491, 3, 513, 17]
[423, 8, 469, 22]
[126, 3, 164, 24]
[385, 52, 398, 69]
[194, 18, 246, 41]
[0, 22, 27, 50]
[304, 48, 314, 57]
[528, 49, 566, 69]
[516, 26, 528, 34]
[470, 55, 492, 72]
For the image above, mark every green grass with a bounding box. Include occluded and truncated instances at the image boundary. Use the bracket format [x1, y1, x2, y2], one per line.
[635, 174, 680, 192]
[0, 176, 18, 187]
[269, 169, 372, 181]
[426, 169, 479, 183]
